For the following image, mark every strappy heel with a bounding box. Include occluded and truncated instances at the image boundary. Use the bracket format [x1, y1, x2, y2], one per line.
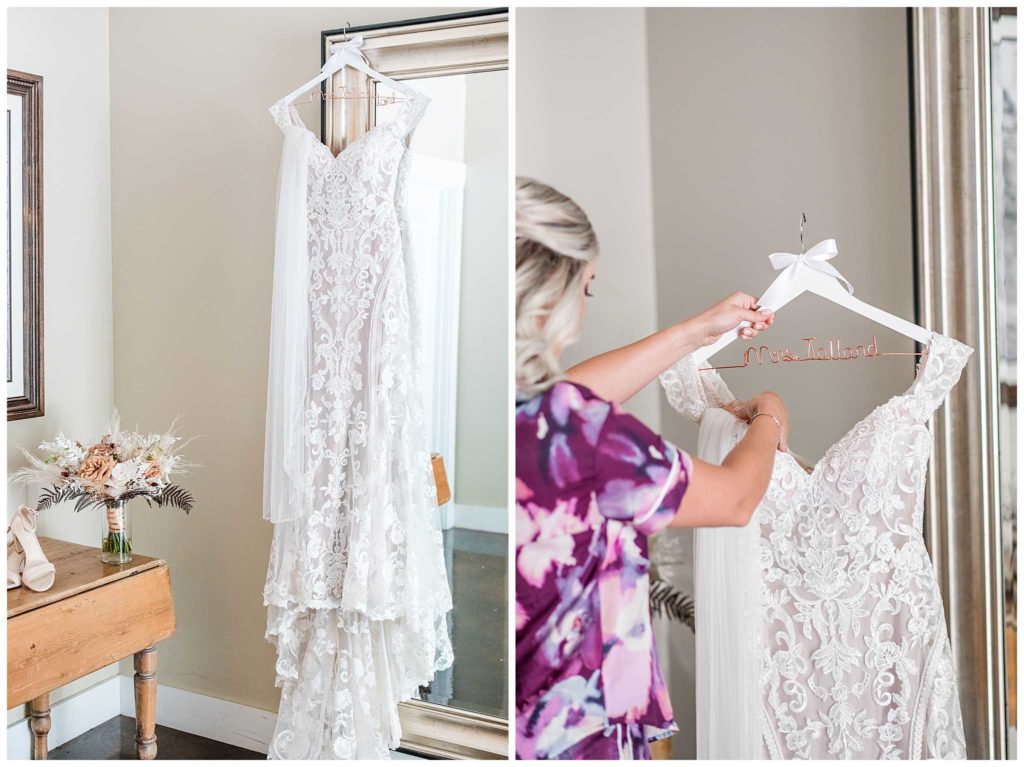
[9, 506, 55, 592]
[7, 534, 23, 590]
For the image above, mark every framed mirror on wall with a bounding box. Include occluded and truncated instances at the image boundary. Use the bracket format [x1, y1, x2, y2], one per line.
[319, 9, 509, 759]
[6, 69, 43, 421]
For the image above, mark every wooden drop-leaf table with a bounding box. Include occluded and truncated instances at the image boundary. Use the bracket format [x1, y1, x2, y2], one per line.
[7, 538, 176, 759]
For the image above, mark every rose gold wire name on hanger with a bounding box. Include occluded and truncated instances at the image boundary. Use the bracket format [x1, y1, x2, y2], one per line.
[699, 336, 925, 371]
[295, 88, 404, 106]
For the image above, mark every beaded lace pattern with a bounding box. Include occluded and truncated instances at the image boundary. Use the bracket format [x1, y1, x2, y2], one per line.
[264, 92, 453, 759]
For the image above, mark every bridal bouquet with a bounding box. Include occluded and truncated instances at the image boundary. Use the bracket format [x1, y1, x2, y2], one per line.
[13, 413, 195, 562]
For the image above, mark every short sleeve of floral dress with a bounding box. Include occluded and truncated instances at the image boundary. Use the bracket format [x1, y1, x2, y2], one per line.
[515, 380, 691, 760]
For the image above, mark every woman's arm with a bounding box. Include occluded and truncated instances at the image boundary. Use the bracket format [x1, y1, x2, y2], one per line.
[669, 392, 789, 528]
[565, 292, 773, 405]
[565, 323, 699, 406]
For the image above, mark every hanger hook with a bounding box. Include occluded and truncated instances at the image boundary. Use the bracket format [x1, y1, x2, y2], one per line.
[344, 22, 350, 42]
[799, 212, 807, 254]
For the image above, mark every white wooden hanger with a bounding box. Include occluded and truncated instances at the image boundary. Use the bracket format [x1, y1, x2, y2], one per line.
[282, 32, 409, 107]
[698, 214, 932, 361]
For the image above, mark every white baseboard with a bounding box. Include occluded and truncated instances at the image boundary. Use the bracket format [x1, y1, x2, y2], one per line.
[452, 503, 507, 534]
[121, 677, 421, 758]
[9, 674, 421, 759]
[7, 675, 121, 759]
[117, 675, 275, 755]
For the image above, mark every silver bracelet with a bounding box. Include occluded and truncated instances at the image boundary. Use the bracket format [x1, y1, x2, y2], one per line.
[751, 411, 782, 441]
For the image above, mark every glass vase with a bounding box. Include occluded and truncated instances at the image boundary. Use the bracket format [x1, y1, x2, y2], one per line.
[101, 499, 133, 564]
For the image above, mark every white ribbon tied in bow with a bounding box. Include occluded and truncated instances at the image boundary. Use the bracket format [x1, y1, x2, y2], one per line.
[767, 238, 854, 295]
[322, 35, 367, 72]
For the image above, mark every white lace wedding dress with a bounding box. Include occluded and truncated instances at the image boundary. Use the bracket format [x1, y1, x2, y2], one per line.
[262, 85, 453, 759]
[659, 332, 970, 759]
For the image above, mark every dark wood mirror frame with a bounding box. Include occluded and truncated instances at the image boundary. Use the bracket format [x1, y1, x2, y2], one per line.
[7, 69, 44, 421]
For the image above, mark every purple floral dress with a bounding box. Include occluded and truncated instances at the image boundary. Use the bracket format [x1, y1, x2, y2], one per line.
[516, 381, 691, 760]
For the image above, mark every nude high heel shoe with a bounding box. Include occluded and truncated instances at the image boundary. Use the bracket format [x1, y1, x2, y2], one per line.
[7, 535, 23, 590]
[9, 506, 55, 592]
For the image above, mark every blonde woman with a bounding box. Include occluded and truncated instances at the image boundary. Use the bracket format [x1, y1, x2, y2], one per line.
[515, 177, 789, 760]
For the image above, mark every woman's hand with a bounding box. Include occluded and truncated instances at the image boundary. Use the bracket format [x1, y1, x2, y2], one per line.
[564, 292, 772, 407]
[692, 292, 774, 347]
[725, 391, 790, 452]
[672, 390, 791, 529]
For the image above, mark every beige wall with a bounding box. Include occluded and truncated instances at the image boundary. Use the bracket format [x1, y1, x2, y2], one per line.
[516, 8, 662, 428]
[648, 7, 916, 458]
[107, 6, 469, 713]
[6, 7, 117, 723]
[645, 8, 915, 758]
[455, 71, 509, 510]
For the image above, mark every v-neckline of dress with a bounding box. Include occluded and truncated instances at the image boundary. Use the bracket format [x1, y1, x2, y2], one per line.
[281, 92, 417, 162]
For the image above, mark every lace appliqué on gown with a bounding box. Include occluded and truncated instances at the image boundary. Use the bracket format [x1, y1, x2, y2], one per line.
[658, 333, 970, 759]
[263, 93, 453, 759]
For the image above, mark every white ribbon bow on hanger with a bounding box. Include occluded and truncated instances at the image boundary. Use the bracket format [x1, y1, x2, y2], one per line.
[767, 238, 854, 295]
[322, 35, 367, 72]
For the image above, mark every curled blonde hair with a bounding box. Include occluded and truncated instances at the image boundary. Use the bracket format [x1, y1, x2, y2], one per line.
[516, 177, 599, 398]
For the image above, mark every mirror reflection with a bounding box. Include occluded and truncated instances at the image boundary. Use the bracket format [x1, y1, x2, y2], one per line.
[378, 70, 510, 720]
[991, 6, 1017, 751]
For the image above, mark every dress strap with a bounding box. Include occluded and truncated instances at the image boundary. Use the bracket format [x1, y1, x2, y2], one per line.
[269, 99, 302, 133]
[904, 332, 974, 422]
[660, 356, 707, 422]
[659, 354, 737, 423]
[389, 89, 431, 141]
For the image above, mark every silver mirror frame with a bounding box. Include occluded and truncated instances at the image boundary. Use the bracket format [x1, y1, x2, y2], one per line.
[910, 7, 1007, 759]
[320, 9, 509, 760]
[321, 10, 509, 155]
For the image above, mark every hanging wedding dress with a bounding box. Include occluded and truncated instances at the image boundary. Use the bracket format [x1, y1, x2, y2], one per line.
[659, 332, 970, 759]
[262, 60, 452, 759]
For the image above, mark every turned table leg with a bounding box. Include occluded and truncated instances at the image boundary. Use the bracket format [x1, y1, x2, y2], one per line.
[29, 693, 50, 759]
[134, 646, 158, 760]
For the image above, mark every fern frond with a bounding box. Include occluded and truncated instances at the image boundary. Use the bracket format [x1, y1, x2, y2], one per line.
[649, 577, 695, 632]
[117, 488, 159, 504]
[152, 484, 195, 514]
[36, 484, 83, 511]
[74, 494, 108, 513]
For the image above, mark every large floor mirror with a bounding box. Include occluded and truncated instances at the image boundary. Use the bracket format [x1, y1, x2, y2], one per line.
[910, 7, 1017, 759]
[991, 6, 1017, 756]
[317, 9, 508, 759]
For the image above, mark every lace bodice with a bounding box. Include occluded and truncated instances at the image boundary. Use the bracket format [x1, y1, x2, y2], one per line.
[263, 90, 452, 760]
[659, 332, 971, 759]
